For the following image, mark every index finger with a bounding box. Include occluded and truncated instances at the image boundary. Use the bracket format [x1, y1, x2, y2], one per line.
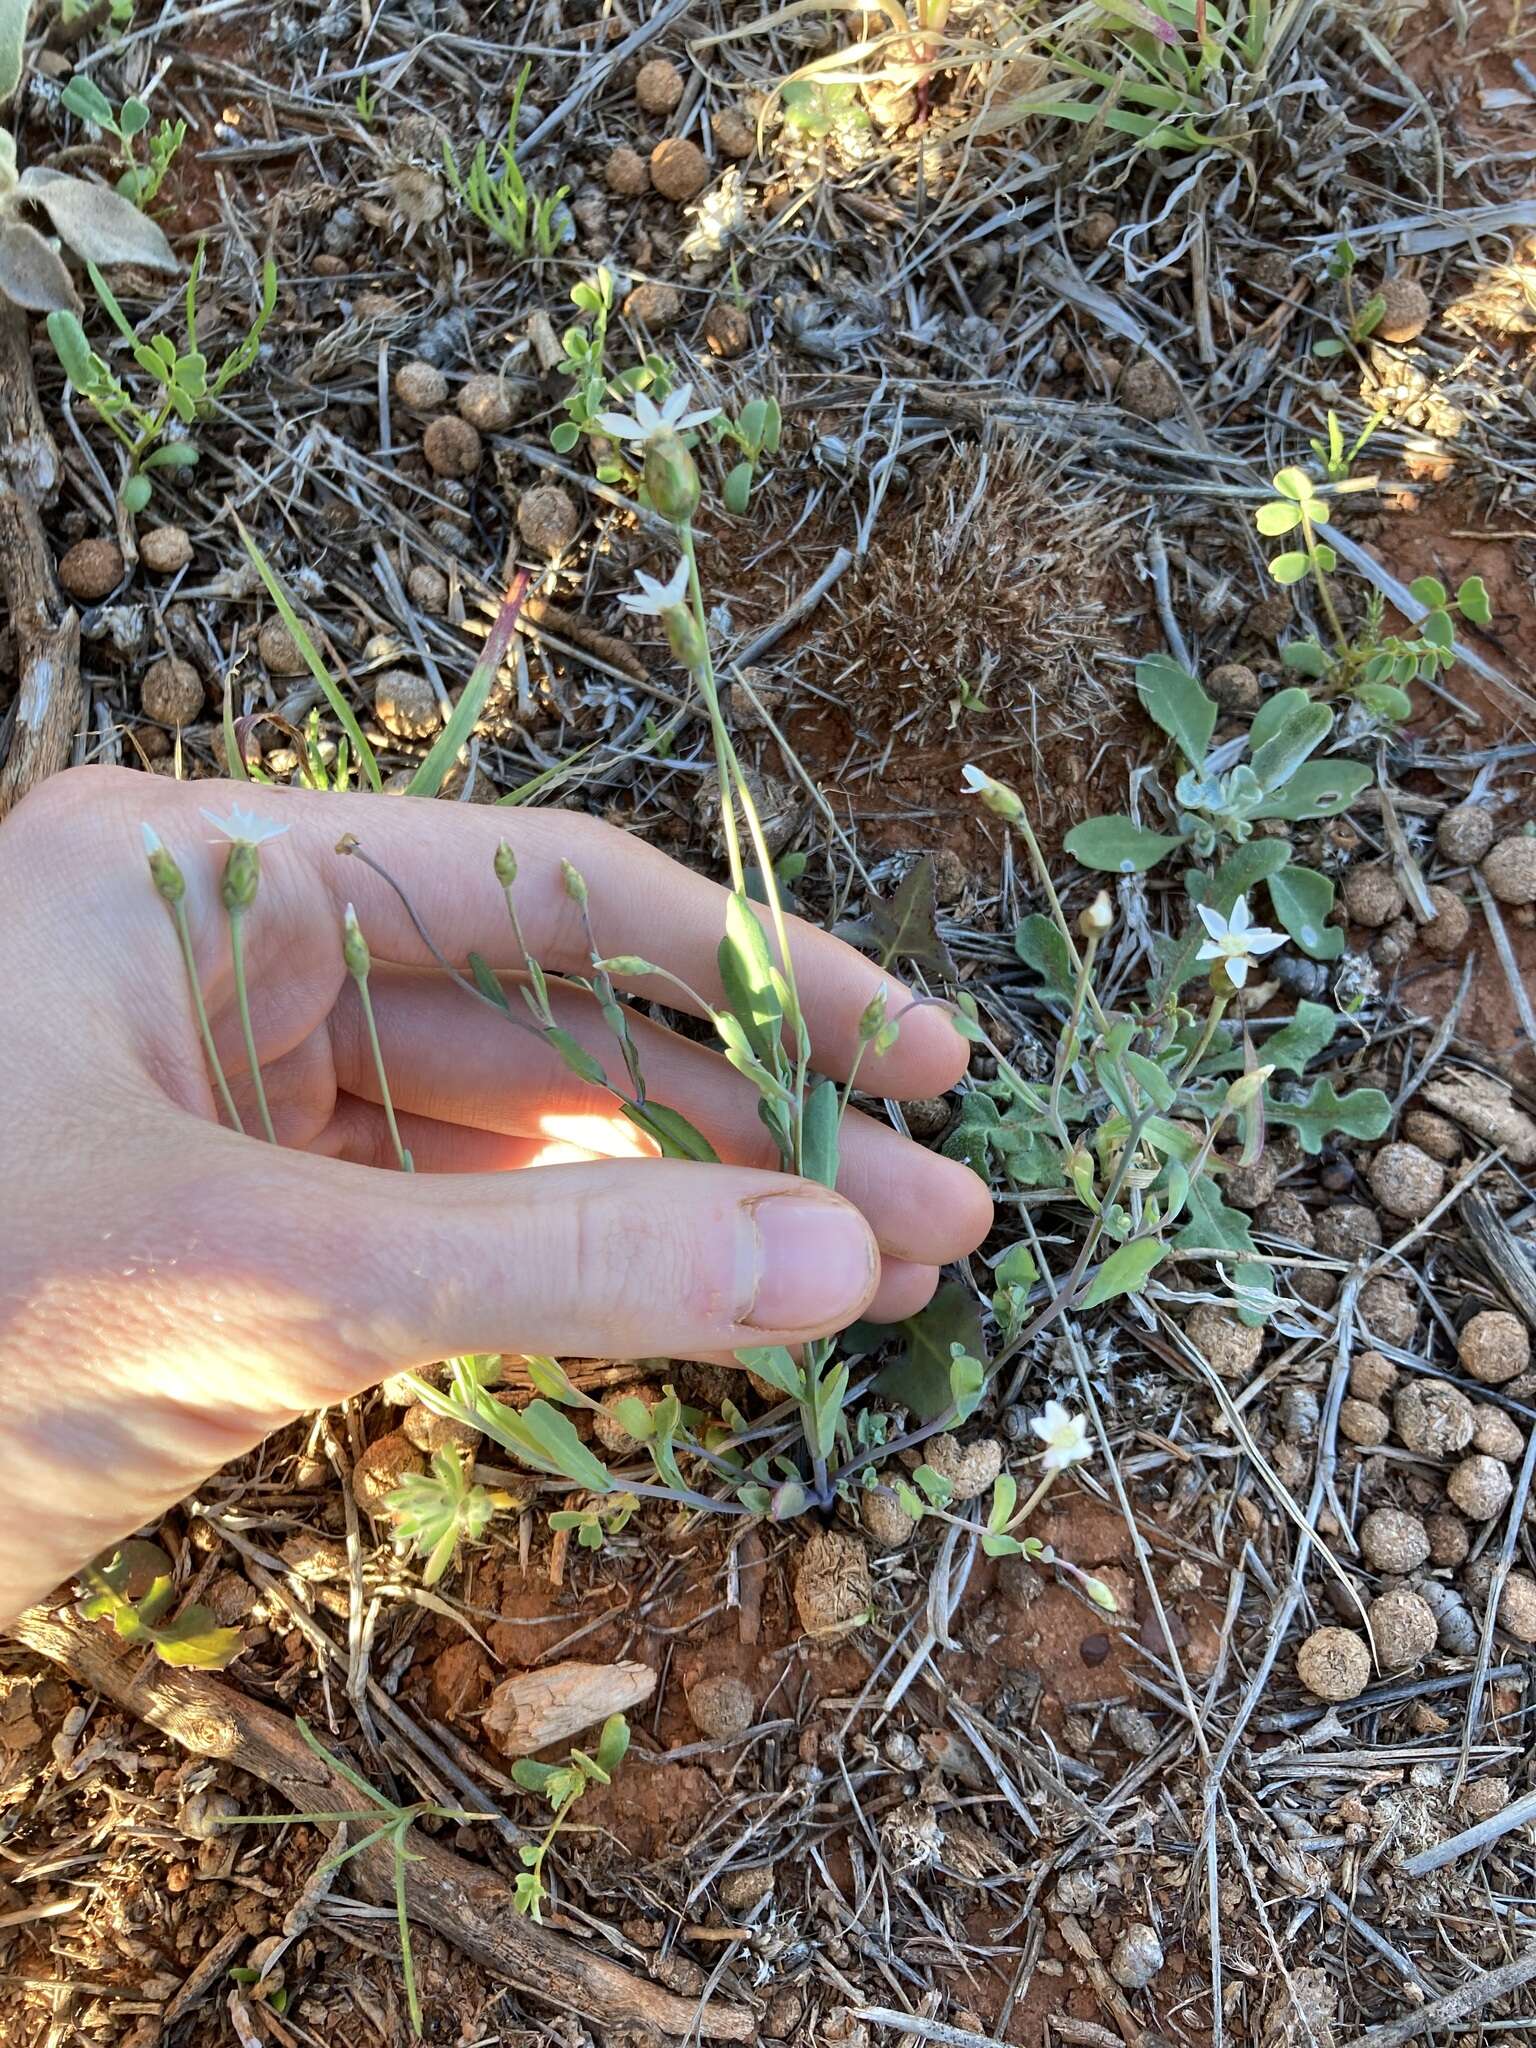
[182, 779, 970, 1099]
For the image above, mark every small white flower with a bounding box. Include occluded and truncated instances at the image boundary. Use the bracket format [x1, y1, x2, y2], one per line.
[616, 558, 690, 617]
[593, 383, 719, 446]
[1030, 1400, 1091, 1474]
[1195, 893, 1286, 988]
[960, 762, 1024, 823]
[201, 803, 289, 846]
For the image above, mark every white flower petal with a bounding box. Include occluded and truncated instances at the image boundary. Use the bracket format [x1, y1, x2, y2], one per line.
[202, 803, 288, 845]
[1197, 903, 1227, 940]
[593, 410, 644, 442]
[1195, 938, 1222, 962]
[1225, 955, 1250, 987]
[1246, 928, 1287, 956]
[141, 822, 163, 855]
[1227, 895, 1253, 936]
[633, 390, 662, 432]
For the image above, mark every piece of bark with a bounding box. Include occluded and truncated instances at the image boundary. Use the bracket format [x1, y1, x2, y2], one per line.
[0, 301, 81, 819]
[11, 1604, 750, 2040]
[483, 1657, 656, 1757]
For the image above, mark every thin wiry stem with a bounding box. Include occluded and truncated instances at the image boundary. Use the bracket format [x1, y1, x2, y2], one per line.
[168, 898, 245, 1134]
[356, 973, 410, 1171]
[227, 906, 276, 1143]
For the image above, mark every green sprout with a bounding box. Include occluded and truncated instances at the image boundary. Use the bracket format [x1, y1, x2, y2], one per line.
[511, 1713, 631, 1920]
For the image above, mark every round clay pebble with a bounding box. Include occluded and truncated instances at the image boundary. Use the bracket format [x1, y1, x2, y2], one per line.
[1374, 275, 1430, 344]
[59, 536, 124, 601]
[1109, 1924, 1163, 1991]
[1256, 1190, 1315, 1248]
[1460, 1777, 1510, 1820]
[1472, 1403, 1525, 1463]
[1402, 1109, 1461, 1163]
[141, 657, 204, 726]
[1073, 208, 1118, 252]
[1482, 836, 1536, 907]
[1338, 1399, 1390, 1449]
[1205, 662, 1261, 713]
[710, 106, 755, 158]
[1368, 1586, 1438, 1669]
[1425, 1510, 1469, 1566]
[352, 1431, 425, 1510]
[423, 415, 482, 479]
[1222, 1150, 1278, 1210]
[635, 57, 684, 114]
[1459, 1309, 1530, 1386]
[1447, 1452, 1513, 1521]
[1248, 249, 1294, 294]
[1297, 1626, 1370, 1701]
[374, 670, 440, 740]
[1495, 1572, 1536, 1643]
[1367, 1142, 1444, 1221]
[591, 1386, 660, 1453]
[703, 303, 751, 358]
[1185, 1306, 1264, 1379]
[393, 358, 448, 410]
[1349, 1350, 1398, 1403]
[922, 1434, 1003, 1502]
[516, 483, 580, 556]
[685, 1673, 755, 1740]
[1359, 1506, 1430, 1573]
[257, 618, 310, 676]
[1314, 1203, 1382, 1262]
[650, 136, 709, 203]
[605, 145, 651, 195]
[792, 1528, 872, 1633]
[624, 280, 684, 331]
[1394, 1380, 1475, 1458]
[1436, 802, 1495, 866]
[1118, 358, 1178, 421]
[139, 525, 193, 576]
[862, 1486, 918, 1550]
[458, 374, 517, 432]
[1418, 884, 1471, 957]
[1342, 863, 1405, 929]
[407, 563, 449, 613]
[401, 1401, 478, 1453]
[1359, 1275, 1418, 1348]
[1293, 1266, 1340, 1311]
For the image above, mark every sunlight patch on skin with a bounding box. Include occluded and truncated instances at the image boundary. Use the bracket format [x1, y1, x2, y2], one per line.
[533, 1111, 658, 1161]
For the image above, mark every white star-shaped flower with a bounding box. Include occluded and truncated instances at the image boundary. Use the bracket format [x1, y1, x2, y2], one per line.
[1195, 894, 1285, 988]
[1030, 1401, 1091, 1474]
[201, 802, 289, 846]
[616, 558, 690, 617]
[594, 383, 719, 446]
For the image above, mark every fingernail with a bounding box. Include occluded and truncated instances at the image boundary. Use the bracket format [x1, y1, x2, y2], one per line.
[740, 1193, 877, 1332]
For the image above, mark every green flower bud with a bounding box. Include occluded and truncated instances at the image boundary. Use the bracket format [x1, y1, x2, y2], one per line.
[857, 988, 888, 1042]
[1222, 1064, 1275, 1115]
[494, 841, 517, 888]
[560, 859, 589, 908]
[662, 603, 708, 674]
[643, 428, 701, 527]
[220, 840, 261, 913]
[342, 902, 370, 980]
[961, 764, 1025, 825]
[141, 824, 185, 904]
[1085, 1574, 1119, 1613]
[1078, 890, 1115, 939]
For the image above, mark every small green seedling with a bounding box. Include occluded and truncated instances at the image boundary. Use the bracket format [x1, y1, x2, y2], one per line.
[227, 1719, 489, 2034]
[60, 73, 184, 206]
[443, 65, 572, 258]
[48, 246, 276, 511]
[354, 75, 379, 123]
[717, 394, 782, 514]
[80, 1538, 243, 1668]
[511, 1712, 630, 1920]
[385, 1446, 514, 1584]
[1316, 240, 1385, 358]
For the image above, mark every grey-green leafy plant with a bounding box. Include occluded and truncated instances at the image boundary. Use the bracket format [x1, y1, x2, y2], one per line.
[1254, 462, 1494, 726]
[1064, 651, 1369, 961]
[511, 1712, 630, 1920]
[385, 1446, 511, 1585]
[443, 65, 572, 258]
[80, 1538, 244, 1668]
[48, 247, 275, 510]
[227, 1719, 487, 2035]
[60, 73, 184, 206]
[1, 0, 177, 314]
[1313, 238, 1384, 358]
[718, 394, 781, 514]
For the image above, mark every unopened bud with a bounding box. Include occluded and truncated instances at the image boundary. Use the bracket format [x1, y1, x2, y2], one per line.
[1078, 891, 1114, 939]
[494, 841, 517, 888]
[141, 823, 185, 904]
[662, 602, 709, 673]
[961, 764, 1024, 825]
[560, 860, 589, 908]
[596, 954, 659, 977]
[1085, 1575, 1119, 1613]
[857, 989, 888, 1042]
[342, 903, 370, 980]
[1222, 1064, 1274, 1115]
[643, 427, 701, 527]
[220, 840, 261, 913]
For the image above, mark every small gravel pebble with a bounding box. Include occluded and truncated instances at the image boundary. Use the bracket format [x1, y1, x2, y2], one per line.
[1297, 1626, 1370, 1700]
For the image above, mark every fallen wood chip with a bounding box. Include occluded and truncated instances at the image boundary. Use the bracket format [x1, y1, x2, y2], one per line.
[483, 1657, 656, 1757]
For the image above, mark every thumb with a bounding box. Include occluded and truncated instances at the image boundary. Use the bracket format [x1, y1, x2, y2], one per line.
[204, 1144, 881, 1413]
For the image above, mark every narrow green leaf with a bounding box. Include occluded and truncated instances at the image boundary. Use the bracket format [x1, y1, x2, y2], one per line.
[1014, 912, 1074, 1001]
[467, 952, 511, 1011]
[1250, 702, 1332, 793]
[1136, 653, 1216, 768]
[718, 892, 783, 1063]
[1078, 1235, 1162, 1308]
[800, 1076, 839, 1190]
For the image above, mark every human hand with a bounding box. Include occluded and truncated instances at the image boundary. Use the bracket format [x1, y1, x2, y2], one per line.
[0, 768, 990, 1619]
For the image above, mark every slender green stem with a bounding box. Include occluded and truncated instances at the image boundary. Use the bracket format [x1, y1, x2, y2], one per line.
[1301, 507, 1350, 653]
[355, 973, 410, 1171]
[1047, 933, 1098, 1144]
[168, 899, 245, 1133]
[227, 906, 276, 1143]
[1174, 992, 1230, 1090]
